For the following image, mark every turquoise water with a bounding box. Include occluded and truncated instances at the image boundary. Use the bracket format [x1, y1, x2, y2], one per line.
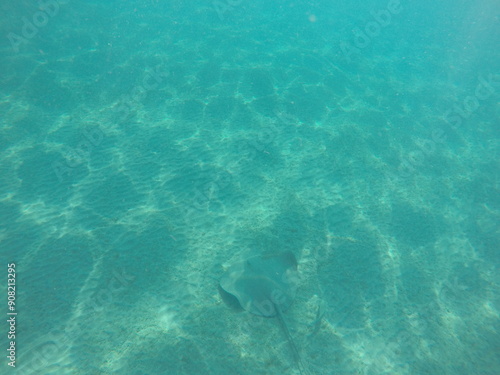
[1, 1, 499, 374]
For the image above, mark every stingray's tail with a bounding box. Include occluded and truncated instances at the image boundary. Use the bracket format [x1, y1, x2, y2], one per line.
[275, 304, 312, 375]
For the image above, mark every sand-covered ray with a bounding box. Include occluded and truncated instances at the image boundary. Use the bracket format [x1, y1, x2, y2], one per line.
[219, 251, 299, 317]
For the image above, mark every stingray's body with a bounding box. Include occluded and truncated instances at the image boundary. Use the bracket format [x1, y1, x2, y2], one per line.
[219, 251, 309, 375]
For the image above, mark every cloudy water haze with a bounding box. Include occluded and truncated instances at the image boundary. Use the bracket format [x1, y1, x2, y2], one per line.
[0, 1, 499, 374]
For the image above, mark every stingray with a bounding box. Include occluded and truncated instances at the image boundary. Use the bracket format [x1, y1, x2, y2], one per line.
[219, 251, 310, 375]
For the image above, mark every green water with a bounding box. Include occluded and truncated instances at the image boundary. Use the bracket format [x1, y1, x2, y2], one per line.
[0, 1, 499, 374]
